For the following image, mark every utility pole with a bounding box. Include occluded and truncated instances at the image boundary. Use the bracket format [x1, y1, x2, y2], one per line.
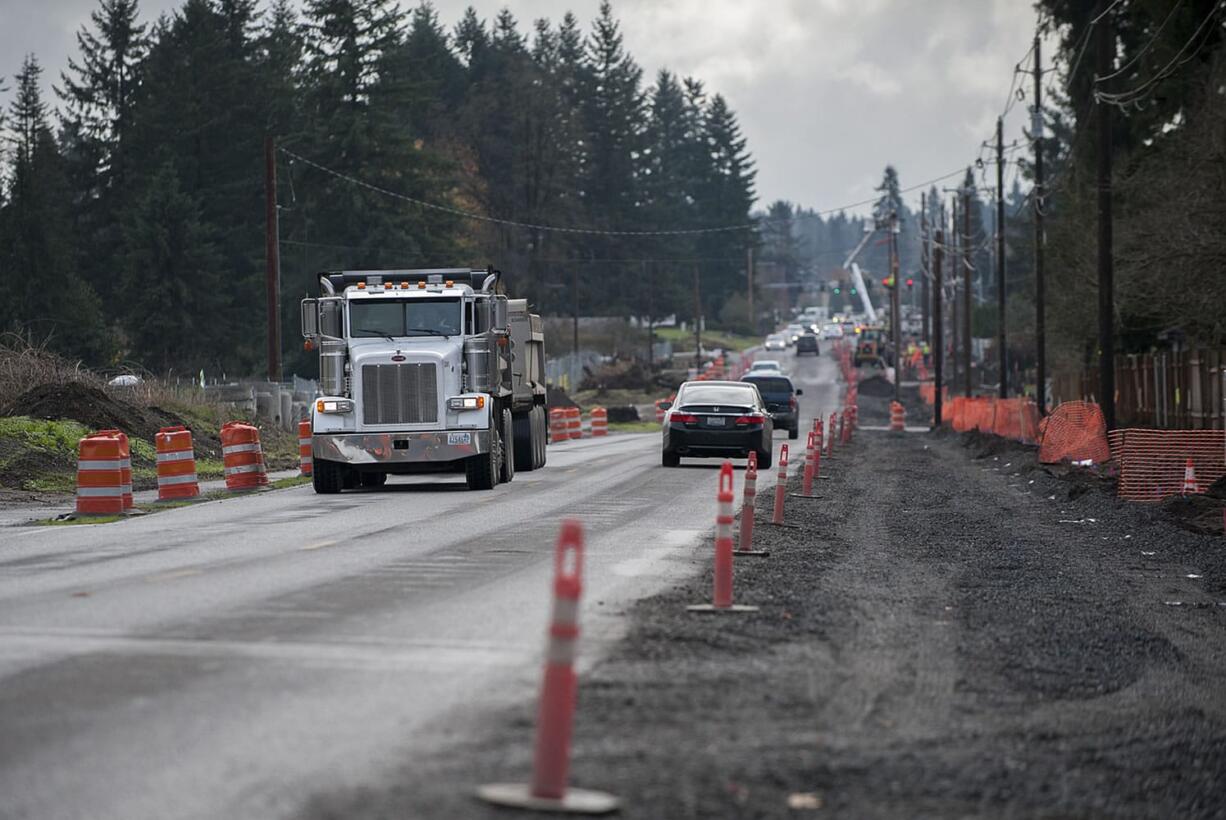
[920, 192, 930, 344]
[950, 195, 960, 394]
[693, 264, 702, 370]
[933, 228, 944, 427]
[996, 117, 1007, 398]
[962, 186, 973, 398]
[1096, 1, 1116, 429]
[263, 135, 281, 384]
[572, 266, 579, 357]
[746, 246, 755, 335]
[1033, 32, 1047, 414]
[644, 259, 654, 367]
[890, 211, 902, 404]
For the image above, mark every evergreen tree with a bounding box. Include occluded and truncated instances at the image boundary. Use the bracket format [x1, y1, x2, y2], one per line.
[1, 56, 109, 361]
[119, 159, 224, 373]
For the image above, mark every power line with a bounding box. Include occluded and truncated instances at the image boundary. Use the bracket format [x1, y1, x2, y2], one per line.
[1095, 2, 1224, 108]
[1094, 0, 1186, 84]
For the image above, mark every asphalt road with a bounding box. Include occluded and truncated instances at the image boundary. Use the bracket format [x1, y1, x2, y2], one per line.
[0, 349, 841, 820]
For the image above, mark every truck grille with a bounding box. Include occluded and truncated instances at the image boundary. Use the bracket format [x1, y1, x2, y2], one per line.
[361, 364, 438, 425]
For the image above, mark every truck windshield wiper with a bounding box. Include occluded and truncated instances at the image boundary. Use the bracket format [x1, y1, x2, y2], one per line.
[354, 328, 396, 341]
[405, 328, 449, 337]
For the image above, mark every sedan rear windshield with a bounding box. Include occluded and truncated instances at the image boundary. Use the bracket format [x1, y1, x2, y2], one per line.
[679, 386, 758, 407]
[741, 377, 793, 399]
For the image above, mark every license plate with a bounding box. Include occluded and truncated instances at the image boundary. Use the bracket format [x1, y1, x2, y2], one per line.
[705, 417, 726, 427]
[448, 432, 472, 445]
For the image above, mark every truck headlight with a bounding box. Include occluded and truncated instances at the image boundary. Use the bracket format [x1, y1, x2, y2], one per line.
[447, 395, 485, 411]
[316, 398, 354, 414]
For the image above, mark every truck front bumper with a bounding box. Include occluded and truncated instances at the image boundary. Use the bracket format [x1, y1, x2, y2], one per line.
[313, 430, 490, 465]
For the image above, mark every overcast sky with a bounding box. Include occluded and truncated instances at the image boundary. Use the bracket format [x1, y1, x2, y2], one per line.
[0, 0, 1052, 215]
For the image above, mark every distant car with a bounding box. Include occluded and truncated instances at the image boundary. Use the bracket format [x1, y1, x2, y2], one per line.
[661, 381, 774, 468]
[748, 360, 785, 375]
[764, 334, 788, 352]
[741, 374, 801, 439]
[784, 324, 806, 344]
[796, 334, 820, 356]
[821, 323, 843, 339]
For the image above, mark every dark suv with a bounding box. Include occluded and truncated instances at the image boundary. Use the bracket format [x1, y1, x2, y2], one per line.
[796, 333, 820, 356]
[741, 374, 801, 439]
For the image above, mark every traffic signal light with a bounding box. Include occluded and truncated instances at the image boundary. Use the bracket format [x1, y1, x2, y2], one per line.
[850, 287, 857, 295]
[905, 277, 914, 288]
[833, 283, 841, 294]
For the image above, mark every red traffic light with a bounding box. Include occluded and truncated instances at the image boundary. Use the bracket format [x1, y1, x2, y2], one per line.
[905, 278, 914, 287]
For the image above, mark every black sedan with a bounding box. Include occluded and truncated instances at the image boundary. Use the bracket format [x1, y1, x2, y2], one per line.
[660, 381, 774, 468]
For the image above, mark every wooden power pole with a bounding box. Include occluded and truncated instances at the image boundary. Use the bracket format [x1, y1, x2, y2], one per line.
[996, 117, 1007, 399]
[1033, 32, 1047, 414]
[1096, 1, 1116, 429]
[746, 246, 755, 335]
[263, 135, 281, 384]
[962, 188, 972, 398]
[950, 195, 960, 394]
[933, 228, 944, 427]
[920, 192, 930, 344]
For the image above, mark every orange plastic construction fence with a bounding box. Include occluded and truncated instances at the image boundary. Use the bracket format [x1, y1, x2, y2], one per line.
[1037, 401, 1111, 464]
[1108, 429, 1226, 502]
[944, 396, 1042, 444]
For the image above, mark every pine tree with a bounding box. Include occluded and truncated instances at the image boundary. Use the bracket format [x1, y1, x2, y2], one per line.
[1, 56, 110, 361]
[119, 160, 224, 373]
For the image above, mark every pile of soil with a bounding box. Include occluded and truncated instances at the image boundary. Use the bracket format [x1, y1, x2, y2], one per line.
[16, 382, 182, 444]
[579, 359, 653, 392]
[545, 385, 578, 409]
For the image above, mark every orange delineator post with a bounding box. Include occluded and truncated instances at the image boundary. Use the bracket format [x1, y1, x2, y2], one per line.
[75, 432, 125, 515]
[1182, 457, 1199, 495]
[736, 450, 759, 555]
[802, 430, 816, 495]
[826, 413, 837, 458]
[772, 443, 789, 524]
[548, 408, 568, 442]
[589, 407, 608, 437]
[711, 463, 737, 606]
[155, 426, 199, 500]
[298, 420, 313, 476]
[221, 421, 268, 490]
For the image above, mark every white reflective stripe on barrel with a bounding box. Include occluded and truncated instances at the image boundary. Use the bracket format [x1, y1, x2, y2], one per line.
[78, 459, 124, 470]
[156, 450, 195, 463]
[551, 597, 579, 626]
[157, 473, 198, 486]
[224, 464, 264, 476]
[546, 636, 577, 665]
[76, 486, 123, 497]
[298, 438, 311, 446]
[222, 443, 262, 455]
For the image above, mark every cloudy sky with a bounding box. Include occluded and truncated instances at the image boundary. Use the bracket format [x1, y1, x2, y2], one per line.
[0, 0, 1052, 215]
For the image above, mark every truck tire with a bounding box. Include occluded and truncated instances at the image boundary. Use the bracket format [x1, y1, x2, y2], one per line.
[500, 408, 515, 484]
[788, 426, 799, 440]
[312, 458, 343, 494]
[757, 447, 773, 469]
[534, 405, 547, 469]
[466, 425, 501, 490]
[513, 410, 534, 472]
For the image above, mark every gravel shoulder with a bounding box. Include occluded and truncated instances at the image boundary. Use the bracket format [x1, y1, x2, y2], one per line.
[300, 389, 1226, 819]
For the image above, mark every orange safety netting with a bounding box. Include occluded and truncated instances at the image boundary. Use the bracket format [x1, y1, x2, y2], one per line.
[1108, 429, 1226, 502]
[945, 396, 1042, 444]
[1036, 400, 1111, 464]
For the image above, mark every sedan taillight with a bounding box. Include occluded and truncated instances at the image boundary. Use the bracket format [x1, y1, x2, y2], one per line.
[734, 414, 765, 425]
[671, 413, 699, 424]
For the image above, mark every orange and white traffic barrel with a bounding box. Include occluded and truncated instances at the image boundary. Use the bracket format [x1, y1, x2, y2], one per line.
[566, 407, 581, 440]
[221, 421, 268, 490]
[889, 401, 906, 432]
[298, 420, 313, 476]
[549, 408, 568, 442]
[155, 426, 199, 500]
[589, 407, 608, 437]
[97, 428, 133, 509]
[75, 432, 125, 515]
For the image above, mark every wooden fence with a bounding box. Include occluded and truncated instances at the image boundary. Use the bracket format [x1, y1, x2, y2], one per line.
[1052, 349, 1226, 430]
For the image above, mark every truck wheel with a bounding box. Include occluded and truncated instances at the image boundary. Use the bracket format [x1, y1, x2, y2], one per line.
[534, 405, 547, 469]
[788, 426, 799, 440]
[757, 448, 773, 469]
[513, 410, 534, 472]
[466, 426, 501, 490]
[500, 408, 515, 484]
[312, 458, 343, 494]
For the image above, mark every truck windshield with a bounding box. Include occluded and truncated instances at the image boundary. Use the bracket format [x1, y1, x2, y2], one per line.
[350, 298, 462, 338]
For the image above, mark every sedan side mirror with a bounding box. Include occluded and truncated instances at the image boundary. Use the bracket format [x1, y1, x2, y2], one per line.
[795, 389, 803, 396]
[659, 401, 672, 411]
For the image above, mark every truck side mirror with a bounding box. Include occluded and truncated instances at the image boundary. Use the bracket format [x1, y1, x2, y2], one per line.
[492, 297, 509, 333]
[300, 298, 319, 338]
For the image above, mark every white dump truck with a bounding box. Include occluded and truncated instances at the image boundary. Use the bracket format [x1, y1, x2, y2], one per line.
[300, 268, 547, 492]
